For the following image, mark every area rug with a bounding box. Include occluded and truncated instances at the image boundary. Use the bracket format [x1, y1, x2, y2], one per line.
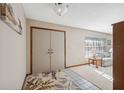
[23, 69, 99, 90]
[23, 71, 80, 90]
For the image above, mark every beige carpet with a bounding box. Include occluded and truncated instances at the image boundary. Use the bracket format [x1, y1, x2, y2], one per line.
[70, 65, 113, 90]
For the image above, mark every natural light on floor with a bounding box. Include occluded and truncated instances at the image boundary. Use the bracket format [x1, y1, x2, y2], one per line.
[94, 69, 113, 81]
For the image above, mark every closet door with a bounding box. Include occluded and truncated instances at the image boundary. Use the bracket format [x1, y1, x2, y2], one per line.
[51, 31, 65, 71]
[32, 29, 50, 73]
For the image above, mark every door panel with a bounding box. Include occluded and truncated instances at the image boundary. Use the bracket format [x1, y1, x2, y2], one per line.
[51, 31, 65, 71]
[32, 28, 65, 73]
[32, 29, 50, 73]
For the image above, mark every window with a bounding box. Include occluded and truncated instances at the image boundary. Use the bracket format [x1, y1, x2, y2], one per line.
[85, 37, 106, 58]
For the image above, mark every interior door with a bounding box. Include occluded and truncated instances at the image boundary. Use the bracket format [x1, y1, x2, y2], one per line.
[51, 31, 65, 71]
[32, 28, 65, 73]
[32, 29, 50, 73]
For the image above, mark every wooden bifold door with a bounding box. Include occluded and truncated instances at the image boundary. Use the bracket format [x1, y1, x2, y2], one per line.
[31, 27, 65, 74]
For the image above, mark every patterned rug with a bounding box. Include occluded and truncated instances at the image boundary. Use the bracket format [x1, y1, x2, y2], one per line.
[23, 69, 99, 90]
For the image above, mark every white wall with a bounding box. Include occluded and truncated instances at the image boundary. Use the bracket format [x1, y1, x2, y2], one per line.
[0, 4, 26, 89]
[26, 19, 112, 74]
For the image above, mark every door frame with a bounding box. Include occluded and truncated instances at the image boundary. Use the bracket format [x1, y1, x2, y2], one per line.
[30, 26, 66, 74]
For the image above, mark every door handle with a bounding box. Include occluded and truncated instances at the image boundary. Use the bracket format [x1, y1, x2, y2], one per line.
[48, 49, 53, 51]
[48, 51, 54, 55]
[48, 49, 54, 55]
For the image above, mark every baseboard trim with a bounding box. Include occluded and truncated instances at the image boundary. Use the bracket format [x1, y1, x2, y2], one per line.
[21, 74, 28, 90]
[66, 63, 89, 68]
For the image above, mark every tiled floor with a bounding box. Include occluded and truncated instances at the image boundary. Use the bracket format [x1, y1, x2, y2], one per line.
[64, 69, 100, 90]
[70, 65, 113, 90]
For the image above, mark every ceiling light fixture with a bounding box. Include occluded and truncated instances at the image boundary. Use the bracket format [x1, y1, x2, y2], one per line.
[53, 3, 69, 16]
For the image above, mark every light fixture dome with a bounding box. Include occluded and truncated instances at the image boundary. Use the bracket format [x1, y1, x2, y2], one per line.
[53, 3, 69, 16]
